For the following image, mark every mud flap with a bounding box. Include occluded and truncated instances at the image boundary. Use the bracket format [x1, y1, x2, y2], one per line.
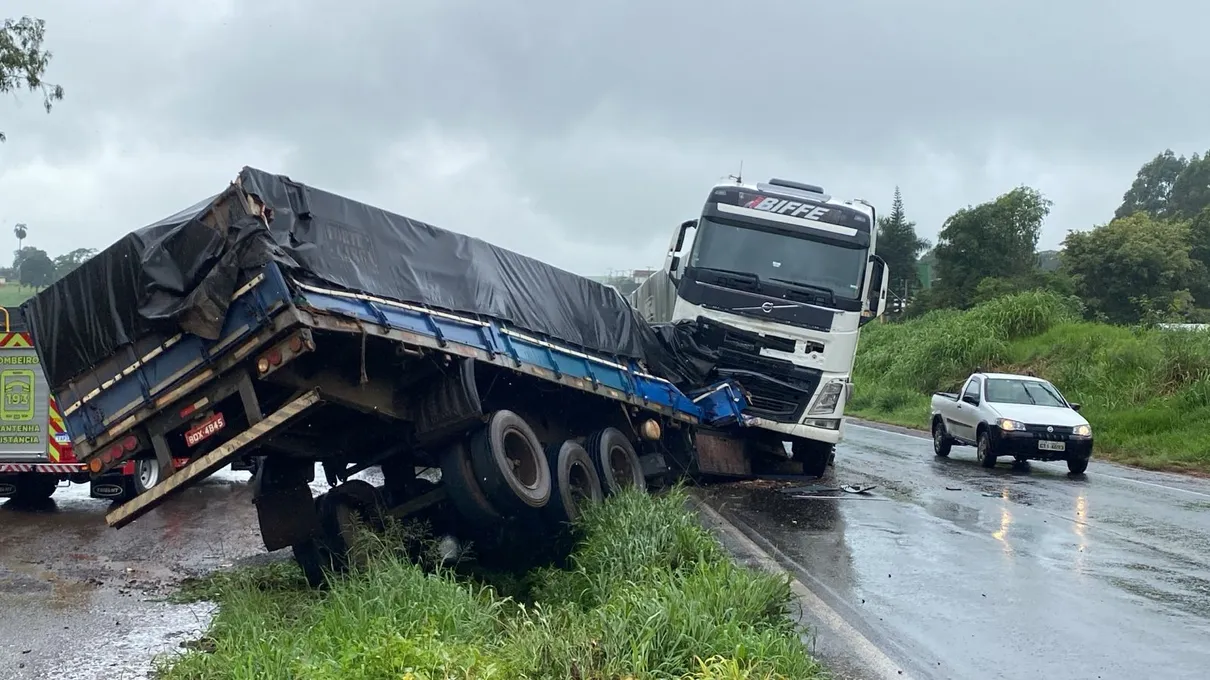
[253, 457, 318, 552]
[695, 430, 752, 477]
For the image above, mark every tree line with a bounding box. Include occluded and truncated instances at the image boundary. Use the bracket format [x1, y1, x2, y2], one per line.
[875, 149, 1210, 325]
[3, 245, 98, 290]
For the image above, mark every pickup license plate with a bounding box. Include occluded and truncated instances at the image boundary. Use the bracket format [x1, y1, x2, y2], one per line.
[1038, 440, 1066, 452]
[184, 413, 226, 448]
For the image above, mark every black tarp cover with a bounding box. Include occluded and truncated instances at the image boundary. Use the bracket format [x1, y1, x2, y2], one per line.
[22, 167, 702, 391]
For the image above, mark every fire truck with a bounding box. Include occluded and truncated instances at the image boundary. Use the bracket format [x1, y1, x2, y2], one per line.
[0, 306, 193, 503]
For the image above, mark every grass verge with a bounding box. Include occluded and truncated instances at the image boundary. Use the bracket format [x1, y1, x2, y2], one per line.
[159, 487, 823, 679]
[851, 291, 1210, 474]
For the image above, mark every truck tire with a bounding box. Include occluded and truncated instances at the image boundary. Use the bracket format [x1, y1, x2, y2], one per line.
[543, 440, 604, 525]
[1067, 456, 1089, 475]
[791, 439, 833, 478]
[585, 427, 645, 495]
[318, 480, 387, 572]
[293, 495, 336, 589]
[469, 410, 551, 514]
[132, 459, 161, 495]
[977, 430, 997, 468]
[440, 439, 503, 528]
[932, 419, 952, 457]
[12, 474, 57, 502]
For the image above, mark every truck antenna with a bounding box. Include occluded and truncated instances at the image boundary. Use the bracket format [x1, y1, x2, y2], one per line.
[727, 160, 743, 184]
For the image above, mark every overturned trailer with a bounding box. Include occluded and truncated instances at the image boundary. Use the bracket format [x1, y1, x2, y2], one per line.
[22, 167, 769, 584]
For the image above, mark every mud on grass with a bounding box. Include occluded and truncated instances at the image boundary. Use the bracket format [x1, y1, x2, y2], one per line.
[853, 291, 1210, 475]
[157, 487, 823, 680]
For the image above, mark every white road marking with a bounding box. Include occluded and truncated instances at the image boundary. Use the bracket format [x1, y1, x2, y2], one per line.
[846, 421, 1210, 500]
[692, 495, 915, 680]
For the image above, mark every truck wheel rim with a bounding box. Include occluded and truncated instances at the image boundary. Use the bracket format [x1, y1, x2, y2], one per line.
[503, 429, 540, 490]
[137, 460, 159, 488]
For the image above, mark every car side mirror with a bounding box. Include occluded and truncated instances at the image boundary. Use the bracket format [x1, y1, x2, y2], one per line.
[1069, 402, 1081, 412]
[962, 394, 979, 406]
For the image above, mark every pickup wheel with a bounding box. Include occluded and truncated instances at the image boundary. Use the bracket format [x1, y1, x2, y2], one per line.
[932, 420, 952, 458]
[977, 430, 997, 468]
[1067, 456, 1090, 475]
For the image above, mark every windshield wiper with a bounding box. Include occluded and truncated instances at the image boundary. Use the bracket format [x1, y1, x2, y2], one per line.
[694, 267, 761, 289]
[769, 277, 835, 301]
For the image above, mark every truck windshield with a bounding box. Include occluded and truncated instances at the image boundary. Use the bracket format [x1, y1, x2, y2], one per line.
[688, 217, 866, 300]
[985, 379, 1067, 407]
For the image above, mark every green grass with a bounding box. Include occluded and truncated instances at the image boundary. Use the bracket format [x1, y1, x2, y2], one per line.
[158, 487, 823, 680]
[852, 291, 1210, 474]
[0, 284, 35, 308]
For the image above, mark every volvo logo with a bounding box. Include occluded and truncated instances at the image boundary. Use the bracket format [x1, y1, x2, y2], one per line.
[761, 302, 774, 313]
[737, 301, 798, 313]
[1046, 426, 1054, 433]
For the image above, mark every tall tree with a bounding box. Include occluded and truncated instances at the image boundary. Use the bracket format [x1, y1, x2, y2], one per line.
[933, 186, 1051, 308]
[12, 223, 26, 266]
[1168, 152, 1210, 220]
[1115, 150, 1189, 219]
[1062, 213, 1197, 324]
[874, 186, 929, 303]
[16, 247, 54, 289]
[0, 16, 64, 142]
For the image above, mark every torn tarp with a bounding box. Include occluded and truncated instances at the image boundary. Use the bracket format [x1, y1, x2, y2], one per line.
[22, 167, 701, 391]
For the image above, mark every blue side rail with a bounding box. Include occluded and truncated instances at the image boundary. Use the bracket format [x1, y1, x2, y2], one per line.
[290, 279, 750, 427]
[55, 262, 750, 451]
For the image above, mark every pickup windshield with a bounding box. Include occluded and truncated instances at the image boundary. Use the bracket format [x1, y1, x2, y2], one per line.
[688, 217, 866, 301]
[984, 379, 1067, 407]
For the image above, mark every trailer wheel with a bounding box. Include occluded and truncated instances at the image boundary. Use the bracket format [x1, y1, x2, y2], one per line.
[469, 410, 551, 514]
[12, 474, 57, 502]
[440, 439, 503, 528]
[585, 428, 645, 495]
[293, 495, 336, 589]
[318, 480, 387, 572]
[543, 441, 604, 525]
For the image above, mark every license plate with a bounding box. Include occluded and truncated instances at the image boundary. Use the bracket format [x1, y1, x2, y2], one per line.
[184, 413, 226, 447]
[1038, 440, 1066, 452]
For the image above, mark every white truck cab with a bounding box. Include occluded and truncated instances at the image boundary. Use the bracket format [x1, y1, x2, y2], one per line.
[631, 178, 888, 477]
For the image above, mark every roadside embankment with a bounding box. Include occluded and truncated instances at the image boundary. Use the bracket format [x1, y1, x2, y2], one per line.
[159, 487, 824, 679]
[849, 291, 1210, 474]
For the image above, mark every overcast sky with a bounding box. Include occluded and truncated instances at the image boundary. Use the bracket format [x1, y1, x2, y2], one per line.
[1, 0, 1206, 275]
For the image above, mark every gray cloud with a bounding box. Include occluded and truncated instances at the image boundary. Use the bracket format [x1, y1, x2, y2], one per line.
[2, 0, 1207, 276]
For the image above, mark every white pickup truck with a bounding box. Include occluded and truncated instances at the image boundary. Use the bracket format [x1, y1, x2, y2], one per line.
[930, 371, 1093, 474]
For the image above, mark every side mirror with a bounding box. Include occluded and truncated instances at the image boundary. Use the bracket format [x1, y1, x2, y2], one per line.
[1070, 402, 1081, 412]
[665, 219, 697, 284]
[859, 255, 889, 326]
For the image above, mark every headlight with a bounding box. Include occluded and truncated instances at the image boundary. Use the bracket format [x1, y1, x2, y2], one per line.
[997, 418, 1026, 431]
[808, 380, 845, 415]
[1073, 424, 1092, 437]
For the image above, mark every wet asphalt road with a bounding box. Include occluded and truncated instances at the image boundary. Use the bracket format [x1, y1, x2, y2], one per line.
[699, 422, 1210, 680]
[0, 469, 265, 679]
[3, 425, 1209, 679]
